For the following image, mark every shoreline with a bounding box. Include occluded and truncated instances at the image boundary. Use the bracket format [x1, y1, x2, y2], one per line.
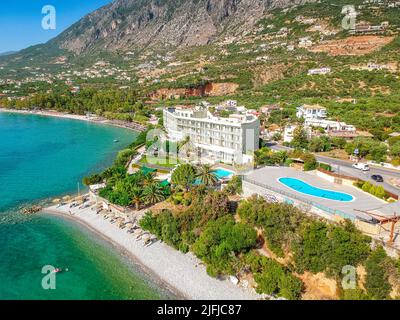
[0, 108, 147, 132]
[43, 204, 261, 300]
[45, 209, 185, 300]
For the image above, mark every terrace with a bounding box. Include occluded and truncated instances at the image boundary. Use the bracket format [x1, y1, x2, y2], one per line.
[242, 167, 385, 222]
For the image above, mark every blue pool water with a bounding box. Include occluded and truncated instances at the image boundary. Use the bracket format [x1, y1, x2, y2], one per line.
[278, 177, 354, 202]
[213, 168, 234, 179]
[194, 168, 234, 185]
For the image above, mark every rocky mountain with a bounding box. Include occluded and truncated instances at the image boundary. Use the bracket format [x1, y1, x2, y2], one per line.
[50, 0, 314, 54]
[1, 0, 400, 139]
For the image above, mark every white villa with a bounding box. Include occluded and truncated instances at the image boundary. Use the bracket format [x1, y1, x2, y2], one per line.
[295, 104, 356, 137]
[307, 67, 331, 75]
[296, 104, 327, 119]
[305, 118, 356, 133]
[283, 125, 298, 143]
[163, 103, 260, 164]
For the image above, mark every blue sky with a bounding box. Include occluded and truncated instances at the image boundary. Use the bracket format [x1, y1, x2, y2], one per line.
[0, 0, 112, 53]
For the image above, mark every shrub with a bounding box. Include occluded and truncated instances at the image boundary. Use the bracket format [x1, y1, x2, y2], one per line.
[114, 148, 134, 166]
[365, 247, 392, 299]
[82, 173, 103, 186]
[362, 182, 373, 193]
[374, 186, 386, 199]
[341, 288, 370, 300]
[294, 221, 371, 276]
[245, 252, 303, 300]
[318, 162, 332, 172]
[192, 216, 257, 276]
[224, 176, 243, 195]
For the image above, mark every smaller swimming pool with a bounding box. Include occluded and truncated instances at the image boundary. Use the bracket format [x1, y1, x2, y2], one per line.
[278, 177, 354, 202]
[193, 168, 234, 185]
[213, 168, 234, 179]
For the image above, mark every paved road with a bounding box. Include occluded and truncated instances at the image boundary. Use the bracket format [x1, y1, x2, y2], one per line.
[267, 143, 400, 196]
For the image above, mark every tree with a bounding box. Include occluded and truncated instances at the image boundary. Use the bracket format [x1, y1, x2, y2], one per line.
[331, 137, 346, 149]
[246, 252, 303, 300]
[365, 247, 391, 299]
[308, 136, 332, 152]
[291, 127, 309, 150]
[278, 272, 303, 300]
[224, 176, 242, 195]
[171, 164, 197, 191]
[143, 183, 166, 205]
[345, 138, 387, 162]
[192, 216, 257, 276]
[374, 185, 386, 199]
[196, 164, 218, 186]
[82, 174, 102, 186]
[142, 172, 156, 187]
[294, 221, 331, 273]
[131, 187, 144, 210]
[302, 153, 317, 171]
[362, 182, 373, 193]
[390, 142, 400, 158]
[254, 147, 287, 166]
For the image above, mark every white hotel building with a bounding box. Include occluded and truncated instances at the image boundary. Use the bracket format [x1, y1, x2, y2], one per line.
[163, 104, 260, 164]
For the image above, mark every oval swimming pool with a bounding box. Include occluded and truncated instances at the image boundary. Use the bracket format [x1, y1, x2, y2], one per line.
[278, 177, 354, 202]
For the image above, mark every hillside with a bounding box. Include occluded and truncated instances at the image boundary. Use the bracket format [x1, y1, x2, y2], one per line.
[1, 0, 400, 138]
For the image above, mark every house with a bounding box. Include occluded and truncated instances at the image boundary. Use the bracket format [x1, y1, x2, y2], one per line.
[284, 125, 297, 143]
[296, 104, 327, 119]
[308, 67, 331, 75]
[260, 104, 282, 117]
[298, 37, 313, 48]
[349, 23, 385, 35]
[305, 118, 356, 133]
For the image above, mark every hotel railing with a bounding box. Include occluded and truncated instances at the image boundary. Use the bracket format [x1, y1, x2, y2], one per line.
[242, 176, 358, 221]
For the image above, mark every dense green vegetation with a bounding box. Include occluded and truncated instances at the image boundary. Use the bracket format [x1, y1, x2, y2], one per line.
[255, 147, 318, 171]
[0, 87, 154, 123]
[192, 216, 257, 276]
[284, 126, 398, 164]
[98, 169, 170, 207]
[138, 185, 400, 300]
[244, 252, 303, 300]
[364, 246, 392, 299]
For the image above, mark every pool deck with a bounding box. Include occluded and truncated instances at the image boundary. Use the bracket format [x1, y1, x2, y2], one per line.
[244, 167, 386, 220]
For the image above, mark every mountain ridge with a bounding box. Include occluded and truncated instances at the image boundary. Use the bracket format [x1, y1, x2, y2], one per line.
[49, 0, 314, 55]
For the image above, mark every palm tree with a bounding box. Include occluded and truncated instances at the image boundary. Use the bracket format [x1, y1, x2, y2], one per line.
[143, 183, 166, 205]
[196, 164, 218, 186]
[171, 164, 196, 191]
[131, 187, 144, 210]
[143, 172, 156, 187]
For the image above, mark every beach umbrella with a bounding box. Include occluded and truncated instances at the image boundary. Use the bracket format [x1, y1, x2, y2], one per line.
[52, 198, 61, 203]
[62, 195, 71, 201]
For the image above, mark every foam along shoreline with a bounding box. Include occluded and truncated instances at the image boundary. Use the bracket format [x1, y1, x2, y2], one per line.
[43, 203, 261, 300]
[0, 108, 146, 132]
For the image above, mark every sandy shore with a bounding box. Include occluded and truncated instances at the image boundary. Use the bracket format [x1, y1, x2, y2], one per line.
[43, 204, 261, 300]
[0, 108, 146, 132]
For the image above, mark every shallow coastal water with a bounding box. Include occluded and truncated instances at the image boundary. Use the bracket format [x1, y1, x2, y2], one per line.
[0, 112, 170, 299]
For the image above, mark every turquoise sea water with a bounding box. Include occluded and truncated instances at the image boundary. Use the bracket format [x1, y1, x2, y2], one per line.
[278, 177, 354, 202]
[0, 112, 171, 300]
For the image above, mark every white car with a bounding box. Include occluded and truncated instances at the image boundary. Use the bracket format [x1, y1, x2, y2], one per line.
[352, 163, 370, 171]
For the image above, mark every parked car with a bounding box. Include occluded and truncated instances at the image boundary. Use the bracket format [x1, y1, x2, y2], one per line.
[371, 175, 384, 182]
[352, 163, 370, 171]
